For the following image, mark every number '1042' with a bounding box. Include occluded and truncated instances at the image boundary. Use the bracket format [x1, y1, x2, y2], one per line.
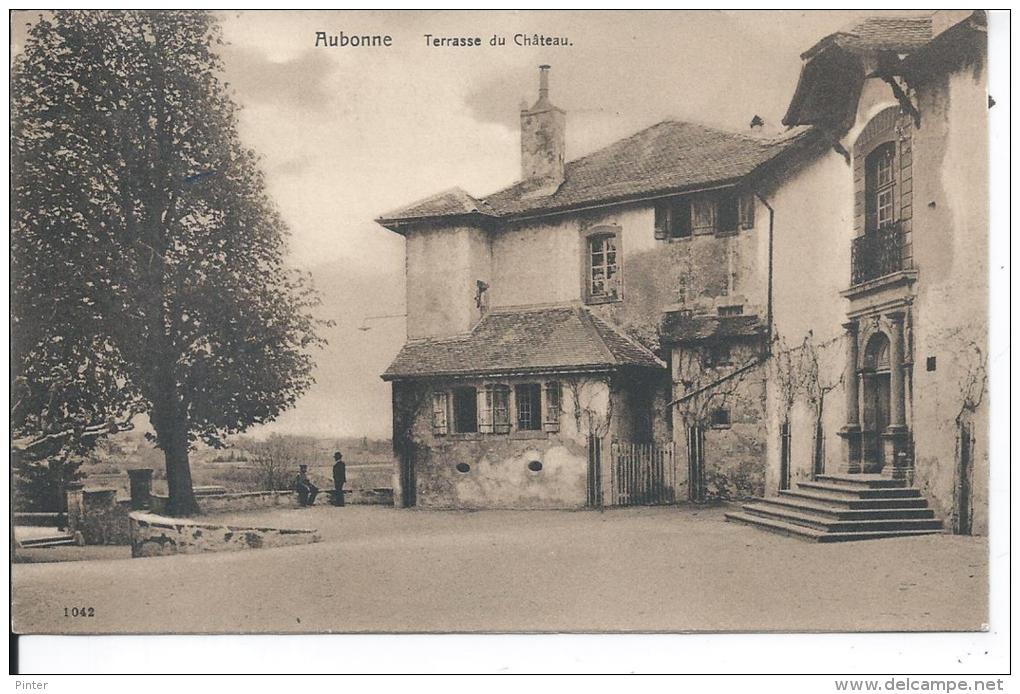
[64, 607, 95, 617]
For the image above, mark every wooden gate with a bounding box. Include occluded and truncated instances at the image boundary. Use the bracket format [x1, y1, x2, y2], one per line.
[586, 436, 605, 508]
[605, 440, 678, 506]
[686, 426, 706, 503]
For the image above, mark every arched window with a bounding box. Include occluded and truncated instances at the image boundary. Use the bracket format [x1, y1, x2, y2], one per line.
[865, 142, 897, 234]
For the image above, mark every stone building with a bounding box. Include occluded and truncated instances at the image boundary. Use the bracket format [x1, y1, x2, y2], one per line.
[377, 11, 989, 527]
[377, 66, 816, 508]
[726, 11, 990, 537]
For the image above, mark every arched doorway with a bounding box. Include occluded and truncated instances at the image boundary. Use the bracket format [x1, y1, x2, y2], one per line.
[861, 332, 891, 472]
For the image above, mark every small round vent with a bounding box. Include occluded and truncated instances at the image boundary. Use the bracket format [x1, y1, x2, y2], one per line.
[527, 460, 543, 472]
[455, 462, 471, 473]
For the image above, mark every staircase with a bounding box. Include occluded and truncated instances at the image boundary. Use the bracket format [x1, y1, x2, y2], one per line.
[16, 531, 81, 549]
[725, 474, 943, 542]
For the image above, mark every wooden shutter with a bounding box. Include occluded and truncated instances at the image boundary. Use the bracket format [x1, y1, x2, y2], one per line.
[654, 203, 669, 240]
[543, 382, 561, 432]
[692, 197, 716, 233]
[431, 392, 448, 435]
[478, 386, 494, 434]
[738, 193, 755, 229]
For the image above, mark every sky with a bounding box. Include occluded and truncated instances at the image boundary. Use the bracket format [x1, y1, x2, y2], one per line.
[13, 10, 919, 440]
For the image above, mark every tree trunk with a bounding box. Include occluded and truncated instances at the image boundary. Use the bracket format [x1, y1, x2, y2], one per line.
[150, 373, 199, 517]
[163, 425, 199, 517]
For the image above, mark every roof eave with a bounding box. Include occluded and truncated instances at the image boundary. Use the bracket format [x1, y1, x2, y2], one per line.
[381, 364, 622, 382]
[374, 212, 499, 235]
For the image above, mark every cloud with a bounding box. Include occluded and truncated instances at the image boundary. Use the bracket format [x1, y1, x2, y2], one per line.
[220, 44, 338, 113]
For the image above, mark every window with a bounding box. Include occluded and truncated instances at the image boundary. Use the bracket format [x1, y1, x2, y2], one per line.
[710, 407, 731, 428]
[717, 305, 744, 317]
[588, 233, 620, 302]
[515, 383, 542, 431]
[654, 199, 692, 239]
[431, 392, 449, 436]
[543, 381, 562, 432]
[452, 387, 477, 433]
[865, 142, 896, 233]
[717, 191, 755, 233]
[658, 193, 753, 239]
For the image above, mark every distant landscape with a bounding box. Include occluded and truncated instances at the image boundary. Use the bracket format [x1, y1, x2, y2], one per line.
[80, 430, 395, 499]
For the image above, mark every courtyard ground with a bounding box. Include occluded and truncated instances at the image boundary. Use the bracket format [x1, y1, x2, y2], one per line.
[12, 504, 987, 634]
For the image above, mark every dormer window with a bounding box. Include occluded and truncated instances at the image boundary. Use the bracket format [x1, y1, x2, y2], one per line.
[865, 142, 897, 233]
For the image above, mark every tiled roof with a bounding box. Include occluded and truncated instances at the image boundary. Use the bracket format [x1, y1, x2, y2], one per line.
[660, 312, 766, 343]
[785, 14, 941, 127]
[377, 187, 497, 224]
[802, 15, 933, 59]
[382, 305, 665, 380]
[482, 122, 814, 218]
[378, 122, 816, 228]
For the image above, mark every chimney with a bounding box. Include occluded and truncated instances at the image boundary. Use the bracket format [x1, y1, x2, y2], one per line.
[520, 65, 565, 193]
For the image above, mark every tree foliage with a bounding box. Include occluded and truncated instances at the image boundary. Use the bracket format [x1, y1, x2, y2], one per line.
[11, 10, 327, 515]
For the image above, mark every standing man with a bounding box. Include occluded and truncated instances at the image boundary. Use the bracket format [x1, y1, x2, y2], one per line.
[293, 464, 319, 506]
[332, 451, 346, 507]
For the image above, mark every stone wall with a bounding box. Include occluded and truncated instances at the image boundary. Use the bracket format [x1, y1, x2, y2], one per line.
[197, 490, 299, 514]
[13, 512, 64, 527]
[66, 485, 133, 545]
[129, 512, 320, 558]
[394, 377, 611, 509]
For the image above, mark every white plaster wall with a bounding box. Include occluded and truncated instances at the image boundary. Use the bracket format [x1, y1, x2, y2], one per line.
[405, 224, 491, 339]
[907, 57, 990, 533]
[761, 147, 853, 494]
[489, 205, 655, 309]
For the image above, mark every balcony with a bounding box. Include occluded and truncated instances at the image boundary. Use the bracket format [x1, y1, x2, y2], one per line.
[851, 222, 905, 286]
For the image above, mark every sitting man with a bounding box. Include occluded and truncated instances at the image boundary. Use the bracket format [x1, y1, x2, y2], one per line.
[293, 464, 319, 506]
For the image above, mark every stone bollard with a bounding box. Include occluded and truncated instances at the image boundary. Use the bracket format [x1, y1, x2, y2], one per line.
[65, 481, 86, 535]
[127, 468, 154, 510]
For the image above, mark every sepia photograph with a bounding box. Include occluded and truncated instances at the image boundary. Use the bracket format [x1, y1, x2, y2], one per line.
[7, 8, 1006, 670]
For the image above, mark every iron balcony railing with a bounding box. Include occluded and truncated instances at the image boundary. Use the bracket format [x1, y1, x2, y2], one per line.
[851, 222, 904, 285]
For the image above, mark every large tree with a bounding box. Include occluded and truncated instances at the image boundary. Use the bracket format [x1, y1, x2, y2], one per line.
[11, 10, 326, 515]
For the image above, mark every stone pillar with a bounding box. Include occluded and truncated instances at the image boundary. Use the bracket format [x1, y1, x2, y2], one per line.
[839, 321, 863, 473]
[127, 468, 154, 510]
[81, 488, 119, 545]
[65, 481, 85, 535]
[887, 312, 907, 429]
[884, 311, 910, 479]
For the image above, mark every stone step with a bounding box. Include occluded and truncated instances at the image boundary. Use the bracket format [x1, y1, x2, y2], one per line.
[724, 511, 944, 543]
[19, 535, 77, 548]
[797, 481, 921, 498]
[740, 503, 943, 533]
[751, 497, 936, 521]
[779, 489, 928, 509]
[814, 474, 906, 489]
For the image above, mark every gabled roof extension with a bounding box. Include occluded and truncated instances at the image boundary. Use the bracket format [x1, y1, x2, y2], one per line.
[382, 305, 665, 381]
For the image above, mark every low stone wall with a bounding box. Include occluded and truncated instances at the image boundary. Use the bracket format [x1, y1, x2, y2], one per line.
[149, 490, 299, 515]
[129, 512, 321, 558]
[149, 488, 394, 512]
[13, 512, 64, 527]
